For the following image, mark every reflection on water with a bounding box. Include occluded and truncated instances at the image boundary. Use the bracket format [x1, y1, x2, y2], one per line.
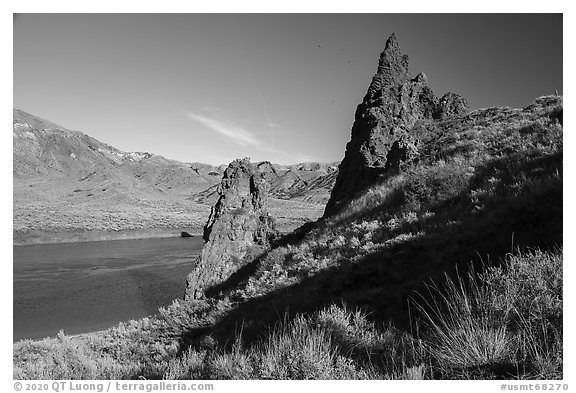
[13, 236, 203, 341]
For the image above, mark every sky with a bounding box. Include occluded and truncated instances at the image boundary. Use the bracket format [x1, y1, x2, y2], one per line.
[13, 13, 563, 165]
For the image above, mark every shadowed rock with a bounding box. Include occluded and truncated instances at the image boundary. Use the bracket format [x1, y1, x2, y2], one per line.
[324, 34, 468, 216]
[185, 158, 277, 300]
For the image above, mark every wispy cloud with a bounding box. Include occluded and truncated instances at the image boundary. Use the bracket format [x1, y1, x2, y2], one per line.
[187, 112, 261, 147]
[187, 109, 319, 164]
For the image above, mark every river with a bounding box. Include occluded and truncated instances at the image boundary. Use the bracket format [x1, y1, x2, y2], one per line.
[13, 236, 203, 342]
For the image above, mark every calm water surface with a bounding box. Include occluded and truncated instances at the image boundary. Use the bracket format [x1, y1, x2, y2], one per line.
[13, 236, 203, 341]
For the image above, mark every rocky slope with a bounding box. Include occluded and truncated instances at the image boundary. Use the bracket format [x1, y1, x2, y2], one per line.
[13, 110, 336, 243]
[325, 34, 468, 216]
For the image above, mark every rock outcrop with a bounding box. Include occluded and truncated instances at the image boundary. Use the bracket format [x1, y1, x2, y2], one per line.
[324, 34, 468, 216]
[185, 158, 277, 300]
[436, 92, 470, 119]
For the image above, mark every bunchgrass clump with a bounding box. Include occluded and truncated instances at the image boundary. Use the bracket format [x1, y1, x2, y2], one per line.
[413, 249, 562, 379]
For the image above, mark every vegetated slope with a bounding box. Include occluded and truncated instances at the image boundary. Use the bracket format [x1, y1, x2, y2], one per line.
[186, 95, 562, 348]
[13, 110, 333, 243]
[13, 95, 563, 380]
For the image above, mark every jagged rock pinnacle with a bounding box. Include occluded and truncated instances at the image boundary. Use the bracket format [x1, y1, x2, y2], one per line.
[324, 34, 468, 217]
[374, 33, 409, 86]
[185, 158, 277, 300]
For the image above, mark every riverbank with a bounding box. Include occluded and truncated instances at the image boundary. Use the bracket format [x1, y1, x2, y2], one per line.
[13, 227, 203, 246]
[13, 219, 310, 246]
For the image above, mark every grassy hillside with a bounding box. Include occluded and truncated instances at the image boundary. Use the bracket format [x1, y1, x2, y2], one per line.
[13, 96, 562, 379]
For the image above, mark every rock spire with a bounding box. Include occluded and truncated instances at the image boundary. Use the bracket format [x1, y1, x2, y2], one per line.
[185, 158, 277, 300]
[324, 34, 468, 216]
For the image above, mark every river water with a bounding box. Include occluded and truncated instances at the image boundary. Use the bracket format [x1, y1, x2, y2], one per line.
[13, 236, 203, 341]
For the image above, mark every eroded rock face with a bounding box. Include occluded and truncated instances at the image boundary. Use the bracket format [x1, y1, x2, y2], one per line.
[324, 34, 468, 216]
[185, 158, 277, 300]
[436, 92, 470, 119]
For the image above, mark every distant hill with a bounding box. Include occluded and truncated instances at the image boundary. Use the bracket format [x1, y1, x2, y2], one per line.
[192, 161, 338, 206]
[13, 109, 222, 192]
[13, 109, 337, 244]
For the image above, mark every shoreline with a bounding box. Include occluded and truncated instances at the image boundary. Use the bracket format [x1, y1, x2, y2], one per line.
[13, 222, 303, 246]
[15, 326, 109, 344]
[13, 227, 204, 246]
[15, 322, 137, 344]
